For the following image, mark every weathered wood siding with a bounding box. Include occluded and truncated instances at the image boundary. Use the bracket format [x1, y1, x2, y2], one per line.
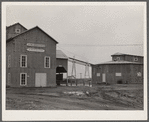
[92, 64, 143, 85]
[6, 24, 27, 40]
[6, 27, 57, 87]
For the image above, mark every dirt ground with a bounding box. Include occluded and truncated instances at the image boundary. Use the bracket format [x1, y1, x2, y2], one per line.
[6, 84, 143, 110]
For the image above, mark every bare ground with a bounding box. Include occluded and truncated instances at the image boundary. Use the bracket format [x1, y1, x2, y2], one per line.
[6, 84, 143, 110]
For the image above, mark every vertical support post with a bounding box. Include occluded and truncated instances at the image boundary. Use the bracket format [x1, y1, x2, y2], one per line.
[71, 56, 76, 86]
[66, 73, 68, 86]
[84, 63, 90, 87]
[66, 58, 68, 86]
[66, 72, 68, 86]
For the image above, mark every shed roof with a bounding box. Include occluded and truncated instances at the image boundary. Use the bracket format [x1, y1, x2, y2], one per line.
[6, 26, 58, 44]
[95, 60, 143, 65]
[6, 22, 27, 30]
[111, 52, 143, 57]
[56, 50, 68, 59]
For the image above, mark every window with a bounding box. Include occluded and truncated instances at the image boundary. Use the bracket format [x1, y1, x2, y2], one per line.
[115, 73, 122, 76]
[15, 29, 21, 34]
[97, 73, 100, 77]
[8, 55, 11, 67]
[114, 58, 117, 61]
[134, 57, 138, 62]
[20, 73, 27, 86]
[117, 57, 120, 61]
[44, 56, 50, 68]
[20, 55, 27, 67]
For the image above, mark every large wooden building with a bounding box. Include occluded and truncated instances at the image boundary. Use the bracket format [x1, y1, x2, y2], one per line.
[6, 23, 68, 87]
[92, 52, 144, 85]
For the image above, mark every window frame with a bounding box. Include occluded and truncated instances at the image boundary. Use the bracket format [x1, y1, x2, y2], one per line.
[44, 56, 50, 68]
[20, 55, 27, 68]
[20, 73, 27, 86]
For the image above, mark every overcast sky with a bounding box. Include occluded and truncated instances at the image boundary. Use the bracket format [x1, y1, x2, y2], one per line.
[6, 2, 145, 77]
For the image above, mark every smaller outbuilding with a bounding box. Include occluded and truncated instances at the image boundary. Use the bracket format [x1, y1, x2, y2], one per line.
[92, 52, 143, 85]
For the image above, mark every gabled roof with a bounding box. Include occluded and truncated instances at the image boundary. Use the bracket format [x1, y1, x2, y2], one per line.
[111, 52, 143, 57]
[56, 50, 68, 59]
[95, 60, 143, 65]
[6, 22, 27, 30]
[6, 26, 58, 44]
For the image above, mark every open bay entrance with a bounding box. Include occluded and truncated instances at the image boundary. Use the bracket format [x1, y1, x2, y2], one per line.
[56, 65, 67, 86]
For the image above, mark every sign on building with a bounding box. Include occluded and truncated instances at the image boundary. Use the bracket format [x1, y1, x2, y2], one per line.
[27, 43, 45, 47]
[27, 48, 45, 52]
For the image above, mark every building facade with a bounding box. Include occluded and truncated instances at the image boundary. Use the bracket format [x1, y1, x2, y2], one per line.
[6, 23, 59, 87]
[92, 53, 143, 85]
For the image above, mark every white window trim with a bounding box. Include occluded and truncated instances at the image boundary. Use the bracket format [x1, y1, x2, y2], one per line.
[20, 55, 27, 68]
[8, 55, 11, 68]
[20, 73, 27, 86]
[44, 56, 50, 68]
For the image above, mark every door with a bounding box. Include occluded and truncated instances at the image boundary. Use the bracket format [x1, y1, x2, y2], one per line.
[102, 73, 106, 82]
[35, 73, 47, 87]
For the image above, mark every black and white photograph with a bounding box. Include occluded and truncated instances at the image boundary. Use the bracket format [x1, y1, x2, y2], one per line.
[2, 2, 147, 121]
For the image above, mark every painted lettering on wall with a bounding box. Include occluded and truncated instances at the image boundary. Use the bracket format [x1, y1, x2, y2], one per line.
[27, 48, 45, 52]
[27, 43, 45, 47]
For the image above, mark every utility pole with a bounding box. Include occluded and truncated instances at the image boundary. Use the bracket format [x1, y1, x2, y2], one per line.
[84, 63, 90, 86]
[71, 56, 76, 86]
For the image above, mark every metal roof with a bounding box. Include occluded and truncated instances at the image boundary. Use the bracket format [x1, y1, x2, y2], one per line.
[95, 60, 143, 65]
[111, 52, 143, 57]
[56, 50, 68, 59]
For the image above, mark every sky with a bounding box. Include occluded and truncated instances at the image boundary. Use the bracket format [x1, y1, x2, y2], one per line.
[6, 2, 146, 78]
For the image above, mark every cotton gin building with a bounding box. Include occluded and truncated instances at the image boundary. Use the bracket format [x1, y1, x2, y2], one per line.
[92, 52, 143, 85]
[6, 23, 58, 87]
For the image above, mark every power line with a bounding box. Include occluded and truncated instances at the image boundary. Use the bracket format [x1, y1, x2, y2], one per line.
[57, 46, 89, 61]
[59, 44, 143, 47]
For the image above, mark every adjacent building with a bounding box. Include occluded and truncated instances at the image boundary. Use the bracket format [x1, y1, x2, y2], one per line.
[92, 52, 144, 85]
[6, 23, 68, 87]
